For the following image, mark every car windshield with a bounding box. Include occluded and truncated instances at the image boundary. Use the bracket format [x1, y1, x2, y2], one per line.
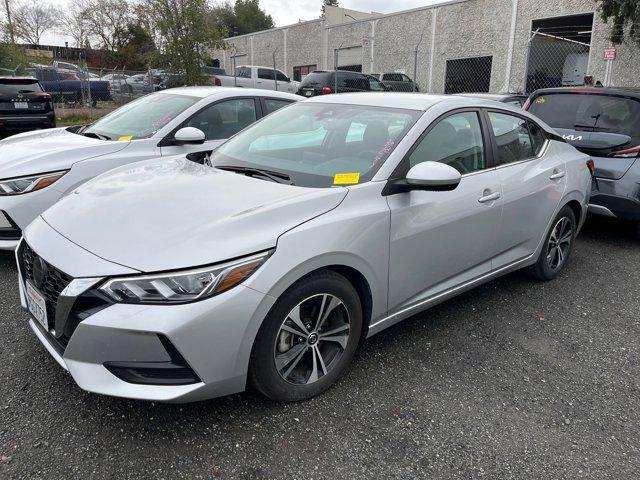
[211, 103, 421, 188]
[528, 93, 640, 138]
[83, 92, 200, 140]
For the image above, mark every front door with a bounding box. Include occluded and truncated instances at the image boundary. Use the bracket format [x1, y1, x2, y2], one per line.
[387, 110, 502, 314]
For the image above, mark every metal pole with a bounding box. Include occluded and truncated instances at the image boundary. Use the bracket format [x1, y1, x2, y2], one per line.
[522, 29, 538, 94]
[4, 0, 15, 44]
[413, 34, 423, 92]
[334, 49, 338, 93]
[273, 48, 278, 91]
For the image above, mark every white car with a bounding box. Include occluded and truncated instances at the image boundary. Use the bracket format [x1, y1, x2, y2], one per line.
[213, 66, 300, 93]
[0, 87, 301, 250]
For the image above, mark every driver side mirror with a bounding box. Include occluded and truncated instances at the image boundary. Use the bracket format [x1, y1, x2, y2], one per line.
[173, 127, 206, 146]
[385, 161, 461, 195]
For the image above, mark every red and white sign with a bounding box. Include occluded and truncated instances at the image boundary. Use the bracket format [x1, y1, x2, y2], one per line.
[603, 47, 616, 61]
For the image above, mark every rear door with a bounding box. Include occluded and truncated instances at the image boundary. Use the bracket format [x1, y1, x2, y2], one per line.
[527, 92, 640, 179]
[486, 110, 566, 268]
[255, 68, 277, 91]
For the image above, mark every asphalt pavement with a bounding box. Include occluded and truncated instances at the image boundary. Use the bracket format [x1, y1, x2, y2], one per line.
[1, 216, 638, 479]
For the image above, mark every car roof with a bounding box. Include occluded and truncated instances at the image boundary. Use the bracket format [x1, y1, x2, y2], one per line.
[161, 86, 302, 100]
[304, 92, 526, 111]
[0, 76, 38, 82]
[531, 87, 640, 98]
[457, 93, 526, 100]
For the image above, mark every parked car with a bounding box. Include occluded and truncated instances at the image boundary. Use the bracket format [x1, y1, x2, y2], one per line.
[0, 76, 56, 138]
[456, 93, 528, 107]
[0, 88, 300, 249]
[297, 70, 389, 97]
[525, 87, 640, 235]
[213, 65, 300, 93]
[26, 67, 111, 104]
[371, 72, 419, 92]
[100, 73, 149, 95]
[16, 94, 591, 403]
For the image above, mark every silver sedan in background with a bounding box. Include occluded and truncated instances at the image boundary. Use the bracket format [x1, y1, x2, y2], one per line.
[17, 93, 592, 403]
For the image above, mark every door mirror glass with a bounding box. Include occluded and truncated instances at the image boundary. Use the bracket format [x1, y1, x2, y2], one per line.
[174, 127, 206, 145]
[406, 161, 461, 190]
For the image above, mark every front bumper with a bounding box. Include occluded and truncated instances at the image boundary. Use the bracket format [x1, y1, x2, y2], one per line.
[17, 232, 276, 403]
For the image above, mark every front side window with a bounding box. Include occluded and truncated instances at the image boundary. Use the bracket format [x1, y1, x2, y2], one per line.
[212, 103, 421, 188]
[409, 111, 486, 174]
[185, 98, 257, 141]
[84, 92, 200, 140]
[488, 112, 535, 165]
[275, 70, 288, 82]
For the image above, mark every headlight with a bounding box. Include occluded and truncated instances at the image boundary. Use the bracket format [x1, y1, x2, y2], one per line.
[99, 251, 271, 304]
[0, 171, 68, 195]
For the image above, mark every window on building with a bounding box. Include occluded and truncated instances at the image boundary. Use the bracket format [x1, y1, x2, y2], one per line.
[444, 56, 493, 94]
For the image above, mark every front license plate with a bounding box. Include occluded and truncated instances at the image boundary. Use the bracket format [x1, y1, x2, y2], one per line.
[304, 90, 313, 97]
[26, 282, 48, 331]
[14, 102, 28, 109]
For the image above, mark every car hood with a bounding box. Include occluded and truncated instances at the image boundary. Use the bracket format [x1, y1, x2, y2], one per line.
[42, 158, 348, 272]
[0, 127, 130, 179]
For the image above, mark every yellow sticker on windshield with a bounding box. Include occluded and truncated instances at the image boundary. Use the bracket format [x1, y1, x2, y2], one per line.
[334, 173, 360, 185]
[535, 97, 545, 104]
[118, 136, 133, 141]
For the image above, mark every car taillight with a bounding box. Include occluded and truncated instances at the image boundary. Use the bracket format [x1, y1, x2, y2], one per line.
[214, 77, 222, 86]
[586, 159, 595, 175]
[522, 98, 531, 110]
[609, 145, 640, 158]
[36, 92, 51, 99]
[321, 87, 332, 95]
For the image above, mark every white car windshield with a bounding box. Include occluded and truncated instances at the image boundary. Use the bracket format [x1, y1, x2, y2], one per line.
[211, 103, 421, 188]
[83, 92, 199, 140]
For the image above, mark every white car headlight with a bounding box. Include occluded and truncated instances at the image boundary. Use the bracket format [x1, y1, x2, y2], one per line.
[0, 171, 68, 196]
[99, 251, 271, 304]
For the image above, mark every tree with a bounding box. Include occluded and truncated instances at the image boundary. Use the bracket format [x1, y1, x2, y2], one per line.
[145, 0, 224, 85]
[212, 0, 274, 38]
[321, 0, 339, 18]
[599, 0, 640, 45]
[83, 0, 132, 51]
[12, 0, 61, 45]
[58, 0, 90, 48]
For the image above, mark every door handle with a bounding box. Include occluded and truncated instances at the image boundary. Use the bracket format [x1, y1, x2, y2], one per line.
[478, 191, 501, 203]
[550, 170, 566, 180]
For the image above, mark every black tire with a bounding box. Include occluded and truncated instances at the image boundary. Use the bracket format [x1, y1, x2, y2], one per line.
[528, 205, 576, 280]
[249, 270, 362, 402]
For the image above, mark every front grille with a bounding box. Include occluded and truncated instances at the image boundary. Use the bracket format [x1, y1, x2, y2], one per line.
[20, 242, 72, 325]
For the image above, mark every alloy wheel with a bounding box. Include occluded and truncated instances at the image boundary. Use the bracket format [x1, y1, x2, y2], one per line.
[274, 293, 350, 385]
[546, 216, 572, 270]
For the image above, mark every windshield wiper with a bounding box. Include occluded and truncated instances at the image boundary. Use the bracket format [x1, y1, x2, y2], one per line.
[82, 131, 112, 141]
[216, 165, 293, 185]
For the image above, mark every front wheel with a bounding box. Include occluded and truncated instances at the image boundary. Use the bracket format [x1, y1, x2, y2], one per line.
[249, 271, 362, 402]
[528, 205, 576, 280]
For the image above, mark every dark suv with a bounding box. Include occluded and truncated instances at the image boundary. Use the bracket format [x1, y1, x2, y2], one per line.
[526, 87, 640, 234]
[0, 77, 56, 137]
[297, 70, 388, 97]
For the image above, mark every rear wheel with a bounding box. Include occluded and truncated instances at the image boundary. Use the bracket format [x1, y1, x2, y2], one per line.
[529, 205, 576, 280]
[250, 271, 362, 402]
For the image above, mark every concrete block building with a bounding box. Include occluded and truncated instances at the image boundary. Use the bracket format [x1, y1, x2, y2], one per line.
[210, 2, 639, 94]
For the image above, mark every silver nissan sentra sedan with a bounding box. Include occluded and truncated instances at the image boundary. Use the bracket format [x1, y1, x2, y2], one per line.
[16, 93, 592, 403]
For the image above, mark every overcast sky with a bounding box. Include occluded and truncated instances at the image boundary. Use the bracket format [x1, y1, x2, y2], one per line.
[41, 0, 441, 46]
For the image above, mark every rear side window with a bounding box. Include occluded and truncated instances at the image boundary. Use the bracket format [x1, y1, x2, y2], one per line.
[0, 80, 42, 95]
[488, 112, 538, 165]
[264, 99, 292, 114]
[528, 93, 640, 138]
[235, 67, 251, 78]
[258, 68, 274, 80]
